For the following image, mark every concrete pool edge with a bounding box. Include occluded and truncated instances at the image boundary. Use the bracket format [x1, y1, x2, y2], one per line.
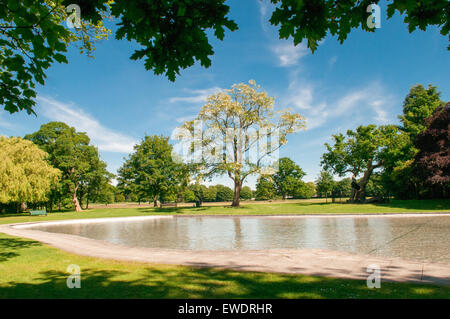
[0, 216, 449, 287]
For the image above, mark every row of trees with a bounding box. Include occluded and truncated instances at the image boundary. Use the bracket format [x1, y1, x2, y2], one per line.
[254, 158, 315, 200]
[321, 84, 449, 201]
[1, 83, 447, 213]
[0, 122, 113, 213]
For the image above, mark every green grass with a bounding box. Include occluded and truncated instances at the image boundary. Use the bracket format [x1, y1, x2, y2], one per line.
[1, 199, 449, 225]
[1, 199, 449, 298]
[0, 232, 449, 298]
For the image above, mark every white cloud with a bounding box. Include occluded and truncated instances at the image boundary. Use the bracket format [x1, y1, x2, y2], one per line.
[283, 79, 395, 130]
[36, 96, 137, 153]
[168, 87, 222, 104]
[272, 42, 309, 67]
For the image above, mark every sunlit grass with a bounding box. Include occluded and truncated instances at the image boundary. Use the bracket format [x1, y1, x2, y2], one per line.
[0, 233, 449, 298]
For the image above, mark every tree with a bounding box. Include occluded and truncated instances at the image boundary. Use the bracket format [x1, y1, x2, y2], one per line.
[272, 157, 305, 199]
[183, 188, 196, 203]
[174, 80, 305, 207]
[95, 183, 116, 206]
[0, 0, 110, 114]
[315, 171, 334, 202]
[413, 103, 449, 198]
[215, 184, 234, 202]
[188, 183, 208, 207]
[269, 0, 449, 52]
[321, 124, 399, 202]
[382, 84, 445, 199]
[118, 135, 186, 207]
[293, 181, 315, 199]
[332, 178, 352, 198]
[25, 121, 110, 212]
[240, 186, 253, 200]
[203, 186, 217, 202]
[0, 137, 60, 212]
[399, 84, 445, 141]
[1, 0, 236, 114]
[255, 176, 277, 200]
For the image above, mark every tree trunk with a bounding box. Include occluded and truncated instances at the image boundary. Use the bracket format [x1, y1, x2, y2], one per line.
[20, 202, 27, 213]
[355, 162, 375, 202]
[72, 183, 82, 212]
[153, 196, 158, 207]
[85, 197, 89, 210]
[232, 180, 242, 207]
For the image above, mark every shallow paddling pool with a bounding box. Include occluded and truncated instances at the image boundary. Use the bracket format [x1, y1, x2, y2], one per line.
[21, 214, 450, 264]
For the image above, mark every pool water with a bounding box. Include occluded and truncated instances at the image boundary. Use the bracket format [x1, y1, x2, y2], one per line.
[30, 215, 450, 263]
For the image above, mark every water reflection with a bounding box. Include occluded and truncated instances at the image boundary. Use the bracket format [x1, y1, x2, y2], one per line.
[32, 216, 450, 263]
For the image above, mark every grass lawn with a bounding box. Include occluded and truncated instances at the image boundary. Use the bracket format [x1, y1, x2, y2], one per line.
[0, 199, 449, 298]
[0, 232, 449, 299]
[0, 198, 449, 225]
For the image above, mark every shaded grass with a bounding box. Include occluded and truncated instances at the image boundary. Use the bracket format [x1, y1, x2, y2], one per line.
[0, 199, 449, 226]
[0, 233, 448, 299]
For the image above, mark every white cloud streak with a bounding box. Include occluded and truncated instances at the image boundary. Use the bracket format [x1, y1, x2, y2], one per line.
[37, 96, 137, 153]
[272, 42, 309, 67]
[283, 80, 395, 130]
[168, 87, 222, 104]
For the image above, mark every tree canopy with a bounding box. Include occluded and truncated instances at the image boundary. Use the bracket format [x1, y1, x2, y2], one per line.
[0, 136, 60, 207]
[25, 121, 110, 211]
[118, 135, 187, 206]
[413, 103, 449, 196]
[321, 124, 400, 201]
[3, 1, 447, 115]
[174, 80, 305, 206]
[269, 0, 450, 52]
[272, 157, 306, 199]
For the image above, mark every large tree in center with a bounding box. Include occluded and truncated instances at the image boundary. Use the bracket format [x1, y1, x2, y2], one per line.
[175, 80, 305, 207]
[321, 124, 400, 202]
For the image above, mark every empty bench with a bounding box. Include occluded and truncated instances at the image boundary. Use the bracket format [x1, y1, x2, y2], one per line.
[29, 210, 47, 216]
[160, 202, 177, 208]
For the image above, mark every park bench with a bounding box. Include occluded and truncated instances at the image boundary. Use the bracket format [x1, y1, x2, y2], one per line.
[160, 202, 177, 208]
[29, 210, 47, 216]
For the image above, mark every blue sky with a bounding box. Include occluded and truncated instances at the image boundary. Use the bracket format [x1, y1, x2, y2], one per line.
[1, 0, 449, 188]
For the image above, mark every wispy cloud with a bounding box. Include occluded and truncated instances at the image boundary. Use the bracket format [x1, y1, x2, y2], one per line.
[272, 41, 309, 67]
[36, 96, 137, 153]
[168, 87, 222, 104]
[283, 79, 395, 130]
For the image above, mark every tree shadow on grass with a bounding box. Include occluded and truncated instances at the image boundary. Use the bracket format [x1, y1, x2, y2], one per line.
[0, 237, 41, 263]
[1, 265, 449, 299]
